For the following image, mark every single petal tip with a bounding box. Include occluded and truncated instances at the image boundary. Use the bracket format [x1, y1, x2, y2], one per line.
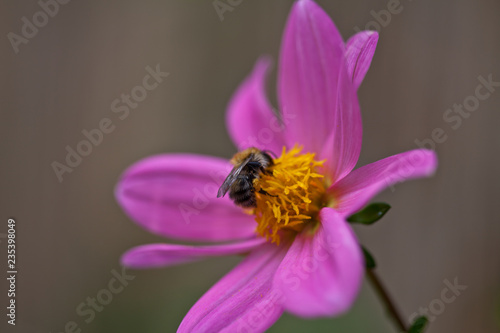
[412, 149, 438, 175]
[120, 252, 134, 268]
[294, 0, 322, 16]
[252, 56, 272, 78]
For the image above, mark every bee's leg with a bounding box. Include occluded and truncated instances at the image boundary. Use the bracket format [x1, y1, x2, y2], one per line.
[258, 189, 277, 197]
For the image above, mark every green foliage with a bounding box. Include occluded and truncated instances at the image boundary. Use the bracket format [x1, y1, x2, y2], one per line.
[347, 203, 391, 225]
[408, 316, 428, 333]
[362, 246, 376, 269]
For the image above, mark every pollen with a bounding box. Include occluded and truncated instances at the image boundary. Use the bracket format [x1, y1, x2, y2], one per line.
[253, 145, 326, 244]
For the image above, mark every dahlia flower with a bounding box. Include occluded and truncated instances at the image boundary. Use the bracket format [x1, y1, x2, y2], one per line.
[116, 0, 437, 331]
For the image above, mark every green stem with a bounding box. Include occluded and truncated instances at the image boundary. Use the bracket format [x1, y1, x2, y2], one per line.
[367, 268, 408, 332]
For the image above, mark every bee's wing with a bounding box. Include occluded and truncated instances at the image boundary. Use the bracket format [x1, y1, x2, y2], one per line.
[217, 157, 251, 198]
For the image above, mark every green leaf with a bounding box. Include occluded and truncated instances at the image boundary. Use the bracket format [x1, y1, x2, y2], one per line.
[347, 202, 391, 225]
[362, 246, 376, 269]
[408, 316, 428, 333]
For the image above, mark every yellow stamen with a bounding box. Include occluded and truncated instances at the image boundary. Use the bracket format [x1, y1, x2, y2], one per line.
[253, 145, 326, 244]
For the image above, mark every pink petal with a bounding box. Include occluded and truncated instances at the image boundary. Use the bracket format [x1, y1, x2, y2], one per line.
[226, 57, 286, 155]
[278, 0, 362, 181]
[345, 30, 379, 90]
[121, 237, 265, 269]
[115, 154, 257, 242]
[330, 149, 438, 217]
[273, 208, 364, 317]
[178, 243, 288, 333]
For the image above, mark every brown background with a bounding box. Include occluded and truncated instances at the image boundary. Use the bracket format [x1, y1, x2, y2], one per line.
[1, 0, 499, 332]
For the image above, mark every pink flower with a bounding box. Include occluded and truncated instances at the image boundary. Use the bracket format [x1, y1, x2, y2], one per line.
[115, 0, 437, 332]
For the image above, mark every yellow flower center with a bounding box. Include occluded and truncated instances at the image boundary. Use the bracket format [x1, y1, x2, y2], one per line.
[253, 145, 326, 244]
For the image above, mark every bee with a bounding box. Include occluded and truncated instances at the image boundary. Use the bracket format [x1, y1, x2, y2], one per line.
[217, 148, 274, 208]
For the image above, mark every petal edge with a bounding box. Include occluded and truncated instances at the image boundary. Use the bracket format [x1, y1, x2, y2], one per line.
[122, 237, 266, 269]
[178, 243, 288, 333]
[345, 30, 379, 89]
[226, 57, 286, 154]
[274, 208, 364, 317]
[330, 149, 438, 216]
[115, 154, 256, 242]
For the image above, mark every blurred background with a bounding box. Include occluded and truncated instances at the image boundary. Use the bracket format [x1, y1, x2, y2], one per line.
[1, 0, 500, 332]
